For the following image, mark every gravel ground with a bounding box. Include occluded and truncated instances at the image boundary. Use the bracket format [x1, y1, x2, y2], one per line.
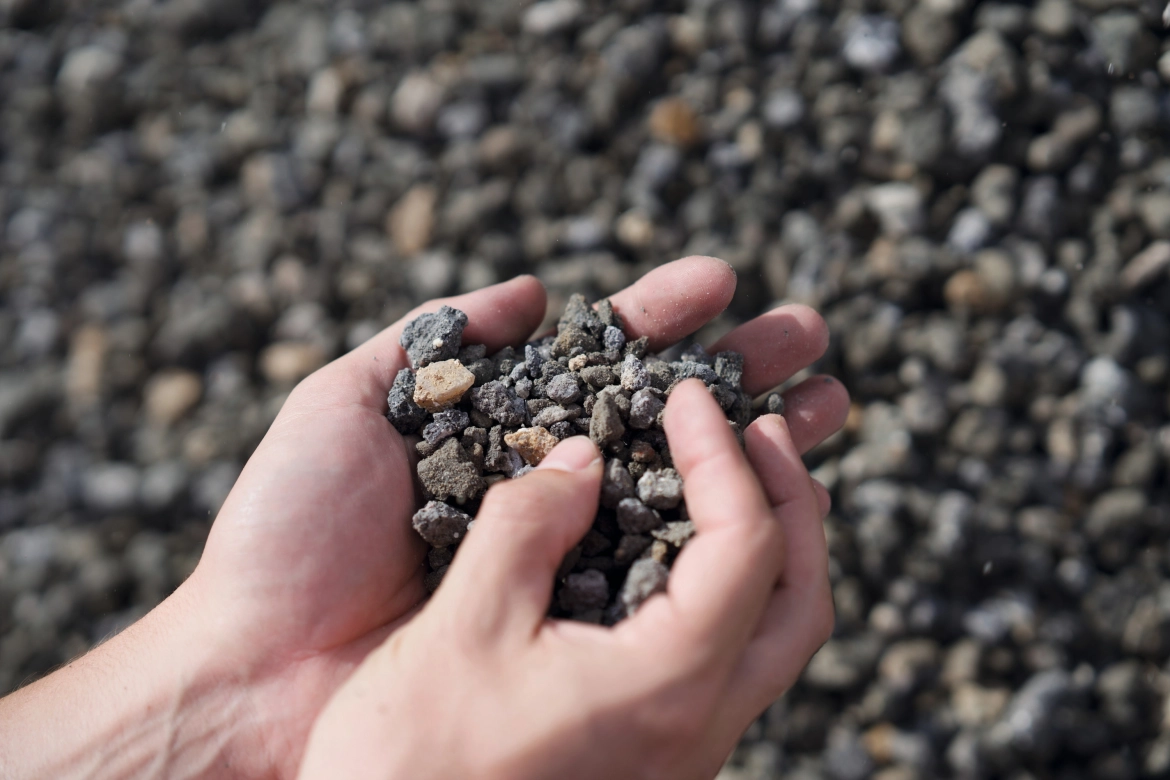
[2, 0, 1169, 777]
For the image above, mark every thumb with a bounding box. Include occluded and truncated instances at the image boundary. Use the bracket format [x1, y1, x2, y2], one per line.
[436, 436, 603, 637]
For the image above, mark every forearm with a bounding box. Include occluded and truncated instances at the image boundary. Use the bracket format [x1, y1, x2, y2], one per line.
[0, 584, 264, 780]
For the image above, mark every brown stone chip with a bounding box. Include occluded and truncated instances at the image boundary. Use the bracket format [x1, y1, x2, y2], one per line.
[414, 359, 476, 411]
[503, 426, 559, 466]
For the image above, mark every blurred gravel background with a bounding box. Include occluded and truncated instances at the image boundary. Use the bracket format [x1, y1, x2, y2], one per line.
[2, 0, 1170, 776]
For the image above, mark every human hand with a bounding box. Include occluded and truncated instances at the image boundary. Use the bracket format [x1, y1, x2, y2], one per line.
[0, 256, 848, 779]
[296, 381, 843, 780]
[296, 264, 849, 778]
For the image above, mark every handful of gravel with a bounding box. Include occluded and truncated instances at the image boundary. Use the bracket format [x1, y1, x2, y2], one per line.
[389, 295, 783, 624]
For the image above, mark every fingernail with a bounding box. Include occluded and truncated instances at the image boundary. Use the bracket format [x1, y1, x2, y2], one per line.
[536, 436, 601, 472]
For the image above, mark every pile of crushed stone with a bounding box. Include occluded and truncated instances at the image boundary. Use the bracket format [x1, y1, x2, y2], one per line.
[388, 295, 784, 624]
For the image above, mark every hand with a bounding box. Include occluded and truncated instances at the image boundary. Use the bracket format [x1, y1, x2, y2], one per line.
[0, 256, 848, 779]
[295, 384, 843, 780]
[297, 262, 849, 778]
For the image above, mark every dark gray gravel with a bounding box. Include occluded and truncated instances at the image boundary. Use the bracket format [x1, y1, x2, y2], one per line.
[2, 1, 1170, 777]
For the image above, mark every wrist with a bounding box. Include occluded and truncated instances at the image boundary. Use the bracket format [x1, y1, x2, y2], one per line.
[0, 579, 275, 780]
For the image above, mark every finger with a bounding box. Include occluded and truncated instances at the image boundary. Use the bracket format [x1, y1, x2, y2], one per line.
[777, 376, 851, 455]
[812, 478, 831, 519]
[723, 415, 834, 712]
[606, 256, 737, 351]
[437, 437, 603, 638]
[324, 275, 548, 408]
[707, 304, 829, 396]
[626, 380, 783, 667]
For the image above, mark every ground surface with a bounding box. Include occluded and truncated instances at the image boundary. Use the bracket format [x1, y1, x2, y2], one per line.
[1, 1, 1169, 777]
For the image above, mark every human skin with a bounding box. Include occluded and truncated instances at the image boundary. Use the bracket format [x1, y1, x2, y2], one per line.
[0, 257, 849, 779]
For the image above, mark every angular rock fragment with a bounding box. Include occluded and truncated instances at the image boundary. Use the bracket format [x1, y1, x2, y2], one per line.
[399, 305, 468, 368]
[618, 559, 670, 616]
[545, 372, 582, 404]
[651, 520, 695, 547]
[601, 458, 636, 508]
[621, 354, 649, 392]
[558, 569, 609, 613]
[422, 409, 470, 445]
[386, 368, 428, 434]
[617, 496, 664, 534]
[471, 380, 529, 426]
[503, 426, 559, 466]
[637, 467, 683, 510]
[765, 392, 786, 415]
[414, 359, 476, 412]
[628, 388, 665, 429]
[412, 500, 473, 547]
[589, 392, 626, 445]
[614, 533, 653, 563]
[417, 438, 486, 504]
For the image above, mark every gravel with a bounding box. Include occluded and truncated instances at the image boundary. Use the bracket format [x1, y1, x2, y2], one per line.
[2, 1, 1169, 775]
[403, 297, 751, 622]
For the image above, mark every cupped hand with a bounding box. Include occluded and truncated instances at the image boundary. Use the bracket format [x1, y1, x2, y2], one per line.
[160, 256, 846, 777]
[277, 258, 849, 779]
[295, 382, 842, 780]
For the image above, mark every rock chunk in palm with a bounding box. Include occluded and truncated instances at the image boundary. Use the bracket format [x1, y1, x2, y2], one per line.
[503, 426, 559, 466]
[637, 467, 683, 510]
[601, 458, 636, 508]
[559, 569, 609, 614]
[471, 380, 528, 426]
[589, 393, 625, 445]
[413, 500, 473, 547]
[617, 497, 663, 534]
[417, 438, 485, 504]
[400, 305, 468, 368]
[414, 360, 476, 412]
[628, 388, 664, 429]
[387, 368, 427, 434]
[618, 559, 670, 616]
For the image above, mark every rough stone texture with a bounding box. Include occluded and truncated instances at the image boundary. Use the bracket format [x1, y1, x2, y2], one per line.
[637, 468, 683, 510]
[589, 393, 625, 446]
[8, 4, 1170, 775]
[399, 306, 468, 369]
[387, 368, 428, 434]
[618, 559, 670, 617]
[412, 500, 473, 547]
[416, 438, 485, 504]
[616, 497, 663, 535]
[470, 381, 528, 426]
[422, 409, 470, 446]
[503, 426, 558, 466]
[601, 458, 636, 509]
[414, 360, 476, 412]
[558, 569, 609, 614]
[628, 388, 664, 430]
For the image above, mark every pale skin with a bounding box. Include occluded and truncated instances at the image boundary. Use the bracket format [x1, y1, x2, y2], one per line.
[0, 257, 849, 780]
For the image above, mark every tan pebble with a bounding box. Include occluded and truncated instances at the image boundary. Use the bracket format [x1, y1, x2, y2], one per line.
[414, 359, 475, 411]
[648, 98, 701, 148]
[260, 342, 326, 384]
[943, 269, 987, 312]
[503, 426, 559, 466]
[67, 324, 107, 408]
[144, 369, 202, 427]
[387, 183, 437, 256]
[567, 354, 590, 371]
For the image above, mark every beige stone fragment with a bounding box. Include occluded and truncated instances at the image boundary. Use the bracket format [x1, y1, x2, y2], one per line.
[67, 324, 107, 408]
[414, 359, 475, 412]
[503, 426, 559, 466]
[261, 342, 326, 384]
[388, 183, 437, 256]
[145, 369, 203, 427]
